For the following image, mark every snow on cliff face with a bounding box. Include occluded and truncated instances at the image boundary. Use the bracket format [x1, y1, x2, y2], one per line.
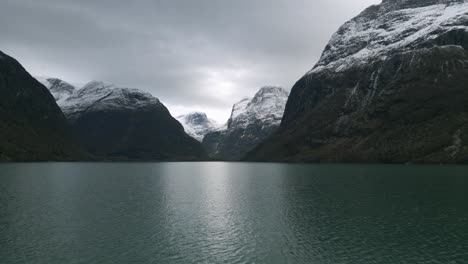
[247, 0, 468, 163]
[36, 77, 75, 104]
[202, 86, 290, 160]
[176, 112, 221, 141]
[227, 86, 290, 129]
[43, 80, 162, 121]
[310, 0, 468, 74]
[37, 78, 207, 160]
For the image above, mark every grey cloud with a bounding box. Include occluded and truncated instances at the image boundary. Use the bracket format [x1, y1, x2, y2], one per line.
[0, 0, 380, 121]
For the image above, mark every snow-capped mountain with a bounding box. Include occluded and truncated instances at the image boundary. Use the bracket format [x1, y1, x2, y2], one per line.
[176, 112, 221, 142]
[310, 0, 468, 75]
[55, 81, 163, 121]
[227, 86, 289, 129]
[203, 86, 289, 160]
[36, 77, 76, 104]
[248, 0, 468, 163]
[42, 78, 207, 161]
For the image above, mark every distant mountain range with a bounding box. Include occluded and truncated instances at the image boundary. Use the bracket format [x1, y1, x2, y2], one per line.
[1, 0, 467, 163]
[175, 87, 289, 161]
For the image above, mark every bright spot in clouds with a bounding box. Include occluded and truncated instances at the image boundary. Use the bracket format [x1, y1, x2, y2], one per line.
[0, 0, 381, 123]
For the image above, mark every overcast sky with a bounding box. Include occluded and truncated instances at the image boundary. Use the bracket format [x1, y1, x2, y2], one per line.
[0, 0, 380, 122]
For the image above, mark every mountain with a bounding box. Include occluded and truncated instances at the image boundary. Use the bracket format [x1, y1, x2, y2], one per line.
[0, 51, 85, 161]
[203, 86, 289, 160]
[45, 79, 207, 161]
[36, 77, 76, 104]
[247, 0, 468, 163]
[176, 112, 221, 141]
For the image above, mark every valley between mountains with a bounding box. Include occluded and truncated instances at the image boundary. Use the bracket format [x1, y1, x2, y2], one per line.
[1, 0, 467, 163]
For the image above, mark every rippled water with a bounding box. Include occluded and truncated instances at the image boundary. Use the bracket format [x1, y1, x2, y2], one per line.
[1, 163, 468, 263]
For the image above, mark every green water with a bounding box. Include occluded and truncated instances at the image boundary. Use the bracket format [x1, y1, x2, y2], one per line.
[0, 163, 467, 263]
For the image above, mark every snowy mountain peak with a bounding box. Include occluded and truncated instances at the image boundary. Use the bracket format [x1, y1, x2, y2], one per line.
[230, 98, 251, 120]
[35, 77, 76, 104]
[228, 86, 289, 129]
[203, 86, 290, 160]
[47, 78, 75, 91]
[251, 86, 290, 105]
[382, 0, 464, 10]
[72, 80, 159, 105]
[310, 0, 468, 74]
[43, 78, 162, 120]
[81, 80, 113, 90]
[178, 112, 209, 125]
[176, 112, 221, 142]
[256, 86, 288, 94]
[73, 81, 115, 98]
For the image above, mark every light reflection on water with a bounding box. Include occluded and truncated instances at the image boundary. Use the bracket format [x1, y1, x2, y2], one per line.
[0, 162, 468, 264]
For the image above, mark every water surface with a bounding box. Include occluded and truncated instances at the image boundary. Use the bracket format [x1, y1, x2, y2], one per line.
[1, 163, 467, 263]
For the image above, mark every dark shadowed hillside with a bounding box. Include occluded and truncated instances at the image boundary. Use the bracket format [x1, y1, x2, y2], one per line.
[0, 51, 86, 161]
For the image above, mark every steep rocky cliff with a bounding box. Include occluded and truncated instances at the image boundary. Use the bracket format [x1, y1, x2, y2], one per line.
[248, 0, 468, 163]
[204, 86, 289, 160]
[176, 112, 221, 141]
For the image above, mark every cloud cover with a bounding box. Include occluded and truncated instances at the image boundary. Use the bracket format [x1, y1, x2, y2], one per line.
[0, 0, 380, 122]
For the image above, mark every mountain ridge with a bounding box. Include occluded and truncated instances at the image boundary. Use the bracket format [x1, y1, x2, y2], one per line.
[204, 86, 289, 160]
[176, 112, 221, 142]
[247, 0, 468, 163]
[43, 77, 207, 161]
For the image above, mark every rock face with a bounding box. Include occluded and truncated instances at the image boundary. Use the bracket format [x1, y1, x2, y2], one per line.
[37, 77, 76, 104]
[0, 51, 85, 161]
[247, 0, 468, 163]
[46, 79, 207, 161]
[203, 86, 289, 160]
[176, 112, 221, 142]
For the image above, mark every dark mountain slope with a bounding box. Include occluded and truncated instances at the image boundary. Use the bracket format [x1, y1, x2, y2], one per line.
[0, 51, 85, 161]
[247, 0, 468, 163]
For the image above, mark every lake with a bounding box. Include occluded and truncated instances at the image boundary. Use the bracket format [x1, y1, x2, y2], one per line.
[0, 163, 467, 263]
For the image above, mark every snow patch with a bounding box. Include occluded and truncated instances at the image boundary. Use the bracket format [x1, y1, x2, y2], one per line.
[177, 112, 221, 141]
[308, 1, 468, 74]
[227, 86, 290, 130]
[44, 79, 162, 120]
